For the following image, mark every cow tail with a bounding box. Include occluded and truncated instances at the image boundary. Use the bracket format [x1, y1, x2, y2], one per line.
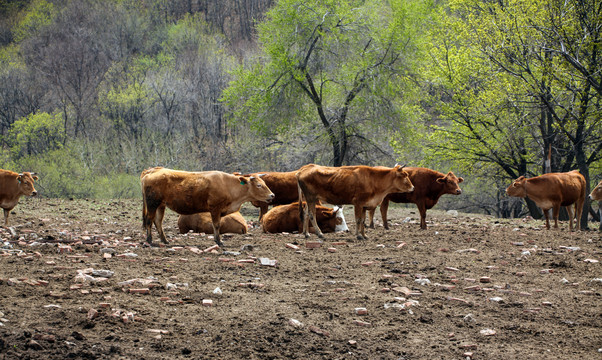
[141, 180, 150, 230]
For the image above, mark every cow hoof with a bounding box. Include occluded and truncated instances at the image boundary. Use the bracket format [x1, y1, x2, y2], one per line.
[317, 233, 324, 239]
[356, 235, 365, 241]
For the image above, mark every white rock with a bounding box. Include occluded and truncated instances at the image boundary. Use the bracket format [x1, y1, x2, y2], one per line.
[446, 210, 459, 217]
[414, 278, 431, 286]
[213, 287, 222, 295]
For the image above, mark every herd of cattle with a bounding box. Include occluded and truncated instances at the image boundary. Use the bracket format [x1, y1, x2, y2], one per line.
[0, 166, 601, 247]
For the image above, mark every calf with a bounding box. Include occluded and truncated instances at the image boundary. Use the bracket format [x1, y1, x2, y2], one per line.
[178, 212, 248, 234]
[368, 167, 463, 229]
[296, 164, 414, 240]
[0, 169, 38, 225]
[141, 167, 274, 246]
[506, 170, 586, 230]
[261, 202, 348, 234]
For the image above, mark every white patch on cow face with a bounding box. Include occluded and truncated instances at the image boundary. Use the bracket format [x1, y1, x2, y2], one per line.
[333, 206, 349, 232]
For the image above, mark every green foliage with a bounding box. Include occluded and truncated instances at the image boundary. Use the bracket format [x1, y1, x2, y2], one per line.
[12, 0, 55, 42]
[8, 112, 65, 159]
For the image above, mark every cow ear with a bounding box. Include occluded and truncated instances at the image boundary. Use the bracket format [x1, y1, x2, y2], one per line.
[321, 210, 334, 218]
[32, 175, 39, 181]
[457, 177, 464, 183]
[17, 174, 23, 183]
[436, 177, 446, 184]
[238, 176, 248, 185]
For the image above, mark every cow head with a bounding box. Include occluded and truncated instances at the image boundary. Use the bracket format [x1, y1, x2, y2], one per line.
[589, 180, 602, 201]
[506, 176, 527, 198]
[18, 172, 38, 197]
[332, 206, 349, 232]
[393, 165, 415, 193]
[240, 176, 275, 203]
[436, 171, 464, 195]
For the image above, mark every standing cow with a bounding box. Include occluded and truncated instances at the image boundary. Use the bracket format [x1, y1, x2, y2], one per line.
[178, 212, 248, 234]
[0, 169, 38, 226]
[368, 167, 464, 230]
[141, 167, 274, 247]
[243, 171, 300, 220]
[506, 170, 586, 230]
[296, 164, 414, 240]
[261, 202, 348, 234]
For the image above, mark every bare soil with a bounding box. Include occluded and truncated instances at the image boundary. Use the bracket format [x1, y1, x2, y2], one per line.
[0, 198, 601, 359]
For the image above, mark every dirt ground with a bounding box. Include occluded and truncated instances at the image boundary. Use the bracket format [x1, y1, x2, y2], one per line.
[0, 198, 600, 360]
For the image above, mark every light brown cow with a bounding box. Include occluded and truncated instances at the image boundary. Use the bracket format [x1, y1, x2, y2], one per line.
[296, 164, 414, 240]
[0, 169, 38, 225]
[368, 167, 463, 230]
[141, 167, 274, 246]
[244, 171, 300, 220]
[178, 212, 248, 234]
[590, 180, 602, 201]
[261, 202, 348, 234]
[506, 170, 586, 230]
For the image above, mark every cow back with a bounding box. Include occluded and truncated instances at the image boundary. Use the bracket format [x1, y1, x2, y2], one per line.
[524, 170, 586, 206]
[178, 212, 247, 234]
[262, 202, 339, 233]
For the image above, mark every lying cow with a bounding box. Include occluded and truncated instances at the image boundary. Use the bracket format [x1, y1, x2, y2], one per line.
[368, 167, 464, 229]
[261, 202, 348, 234]
[178, 212, 248, 234]
[296, 164, 414, 240]
[590, 180, 602, 201]
[506, 170, 586, 230]
[0, 169, 38, 225]
[141, 167, 274, 246]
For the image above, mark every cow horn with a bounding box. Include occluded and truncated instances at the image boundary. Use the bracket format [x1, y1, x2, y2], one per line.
[257, 173, 267, 177]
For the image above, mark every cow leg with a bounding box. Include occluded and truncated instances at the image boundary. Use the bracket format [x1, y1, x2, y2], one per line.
[566, 205, 574, 231]
[259, 203, 269, 222]
[354, 205, 366, 240]
[542, 208, 551, 229]
[153, 206, 169, 243]
[307, 202, 324, 239]
[3, 208, 9, 226]
[210, 211, 224, 247]
[552, 205, 560, 229]
[380, 198, 390, 230]
[575, 196, 585, 231]
[368, 208, 376, 229]
[417, 202, 427, 230]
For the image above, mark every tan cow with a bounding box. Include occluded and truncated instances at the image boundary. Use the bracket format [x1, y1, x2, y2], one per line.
[368, 167, 463, 230]
[589, 180, 602, 201]
[506, 170, 586, 230]
[0, 169, 38, 225]
[261, 202, 348, 234]
[178, 212, 248, 234]
[141, 167, 274, 246]
[296, 164, 414, 240]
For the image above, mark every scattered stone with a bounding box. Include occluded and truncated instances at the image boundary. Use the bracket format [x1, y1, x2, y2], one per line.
[288, 318, 304, 328]
[480, 328, 496, 336]
[309, 326, 330, 336]
[355, 307, 368, 315]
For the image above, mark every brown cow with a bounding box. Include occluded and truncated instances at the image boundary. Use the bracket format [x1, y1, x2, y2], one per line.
[141, 167, 274, 246]
[296, 164, 414, 240]
[0, 169, 38, 226]
[178, 212, 248, 234]
[506, 170, 586, 230]
[590, 180, 602, 201]
[244, 171, 299, 220]
[368, 167, 464, 230]
[261, 202, 348, 234]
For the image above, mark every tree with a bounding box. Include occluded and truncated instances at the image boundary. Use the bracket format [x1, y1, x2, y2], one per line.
[418, 0, 602, 227]
[223, 0, 427, 166]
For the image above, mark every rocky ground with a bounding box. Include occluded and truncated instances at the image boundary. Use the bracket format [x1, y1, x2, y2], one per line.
[0, 198, 601, 359]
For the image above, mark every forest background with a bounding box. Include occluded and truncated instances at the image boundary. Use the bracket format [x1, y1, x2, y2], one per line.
[0, 0, 600, 226]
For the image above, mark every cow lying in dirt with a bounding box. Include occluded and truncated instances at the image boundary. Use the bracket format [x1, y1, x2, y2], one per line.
[141, 167, 274, 246]
[178, 212, 248, 235]
[506, 170, 586, 230]
[0, 169, 38, 226]
[261, 202, 348, 234]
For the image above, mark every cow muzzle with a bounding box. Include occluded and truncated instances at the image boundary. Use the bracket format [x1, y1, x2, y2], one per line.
[266, 194, 275, 203]
[456, 189, 462, 195]
[31, 191, 38, 197]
